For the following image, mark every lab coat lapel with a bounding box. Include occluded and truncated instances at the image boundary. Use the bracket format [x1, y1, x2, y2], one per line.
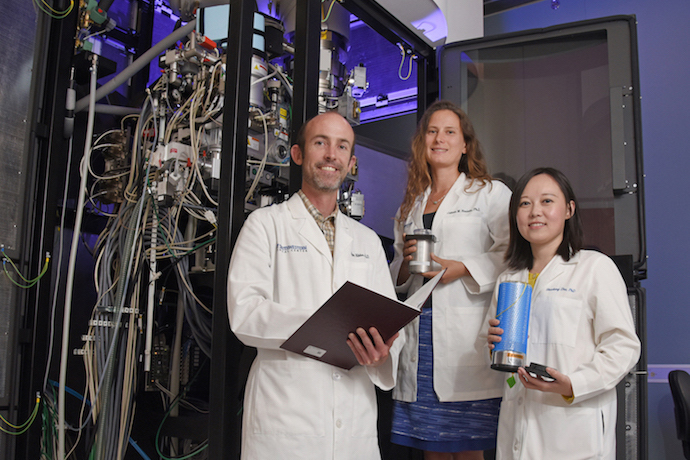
[434, 173, 466, 221]
[410, 189, 429, 232]
[431, 175, 464, 227]
[532, 254, 572, 296]
[425, 174, 466, 253]
[334, 213, 353, 257]
[287, 194, 333, 263]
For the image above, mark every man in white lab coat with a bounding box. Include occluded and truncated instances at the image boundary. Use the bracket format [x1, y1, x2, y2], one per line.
[227, 111, 402, 460]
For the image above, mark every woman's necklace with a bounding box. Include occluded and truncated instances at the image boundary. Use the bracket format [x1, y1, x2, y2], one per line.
[430, 190, 449, 205]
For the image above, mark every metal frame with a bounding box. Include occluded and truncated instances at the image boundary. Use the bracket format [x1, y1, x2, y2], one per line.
[288, 0, 321, 194]
[13, 6, 78, 460]
[339, 0, 437, 120]
[207, 0, 255, 457]
[341, 0, 434, 60]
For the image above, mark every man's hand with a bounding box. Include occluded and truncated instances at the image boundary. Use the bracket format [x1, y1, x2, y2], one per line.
[347, 327, 398, 367]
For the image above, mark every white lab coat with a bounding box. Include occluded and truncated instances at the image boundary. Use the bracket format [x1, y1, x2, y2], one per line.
[227, 194, 401, 460]
[390, 174, 511, 402]
[489, 251, 641, 460]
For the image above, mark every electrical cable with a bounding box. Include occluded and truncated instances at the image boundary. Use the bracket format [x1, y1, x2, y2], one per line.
[91, 189, 148, 458]
[397, 43, 415, 81]
[46, 380, 152, 460]
[40, 131, 77, 457]
[49, 23, 240, 457]
[322, 0, 337, 22]
[274, 64, 293, 98]
[33, 0, 73, 19]
[142, 208, 214, 352]
[58, 53, 99, 460]
[68, 98, 155, 460]
[0, 393, 41, 435]
[1, 248, 50, 288]
[155, 359, 209, 460]
[245, 107, 269, 202]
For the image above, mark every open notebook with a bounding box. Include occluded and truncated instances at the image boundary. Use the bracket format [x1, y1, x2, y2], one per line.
[280, 270, 445, 369]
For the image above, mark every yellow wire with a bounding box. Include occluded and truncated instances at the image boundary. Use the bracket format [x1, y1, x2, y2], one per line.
[34, 0, 74, 19]
[0, 394, 40, 434]
[398, 49, 415, 81]
[495, 282, 528, 318]
[322, 0, 337, 22]
[2, 251, 50, 288]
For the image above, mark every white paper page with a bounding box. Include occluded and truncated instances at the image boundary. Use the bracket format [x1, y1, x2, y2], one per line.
[403, 269, 446, 310]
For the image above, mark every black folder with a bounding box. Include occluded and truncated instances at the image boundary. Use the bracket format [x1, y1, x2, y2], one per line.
[280, 270, 445, 369]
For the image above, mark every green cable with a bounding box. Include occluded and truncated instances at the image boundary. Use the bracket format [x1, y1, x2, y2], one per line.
[150, 194, 177, 258]
[155, 360, 209, 460]
[33, 0, 73, 19]
[1, 249, 50, 288]
[322, 0, 337, 22]
[0, 394, 41, 435]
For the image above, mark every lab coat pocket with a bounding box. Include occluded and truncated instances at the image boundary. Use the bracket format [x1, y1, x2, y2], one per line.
[443, 305, 486, 366]
[530, 296, 582, 347]
[250, 361, 326, 437]
[348, 261, 372, 287]
[441, 215, 482, 255]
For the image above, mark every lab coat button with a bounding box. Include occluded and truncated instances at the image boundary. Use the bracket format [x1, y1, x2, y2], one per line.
[411, 356, 417, 362]
[332, 372, 341, 381]
[514, 441, 519, 451]
[517, 396, 523, 405]
[336, 419, 343, 428]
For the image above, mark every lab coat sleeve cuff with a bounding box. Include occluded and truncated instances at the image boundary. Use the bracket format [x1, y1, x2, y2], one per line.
[461, 256, 497, 295]
[365, 357, 396, 390]
[390, 253, 413, 295]
[365, 330, 403, 390]
[461, 273, 482, 295]
[567, 372, 586, 404]
[395, 275, 414, 294]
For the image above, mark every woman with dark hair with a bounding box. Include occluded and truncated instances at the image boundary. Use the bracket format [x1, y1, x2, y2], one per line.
[487, 167, 640, 459]
[390, 100, 512, 460]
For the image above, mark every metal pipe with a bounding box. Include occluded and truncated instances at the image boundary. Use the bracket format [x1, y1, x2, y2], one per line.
[75, 19, 197, 112]
[59, 52, 98, 460]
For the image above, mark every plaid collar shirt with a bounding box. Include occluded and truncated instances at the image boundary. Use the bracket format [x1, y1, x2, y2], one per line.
[298, 190, 338, 255]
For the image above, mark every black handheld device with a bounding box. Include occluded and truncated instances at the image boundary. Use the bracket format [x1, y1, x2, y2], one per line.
[524, 362, 555, 380]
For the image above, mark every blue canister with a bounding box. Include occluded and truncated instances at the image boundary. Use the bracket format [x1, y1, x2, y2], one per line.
[491, 281, 532, 372]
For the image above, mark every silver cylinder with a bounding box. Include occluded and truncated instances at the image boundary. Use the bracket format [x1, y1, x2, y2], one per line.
[406, 230, 435, 274]
[491, 350, 526, 371]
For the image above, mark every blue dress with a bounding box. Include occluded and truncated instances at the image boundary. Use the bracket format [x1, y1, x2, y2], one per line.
[391, 212, 500, 452]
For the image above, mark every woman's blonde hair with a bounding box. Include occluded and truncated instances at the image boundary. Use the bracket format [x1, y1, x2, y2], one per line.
[398, 100, 492, 222]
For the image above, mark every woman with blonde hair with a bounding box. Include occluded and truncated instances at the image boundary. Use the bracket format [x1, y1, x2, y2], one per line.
[390, 100, 512, 459]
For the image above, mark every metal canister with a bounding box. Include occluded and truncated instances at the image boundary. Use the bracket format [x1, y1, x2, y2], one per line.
[491, 281, 532, 372]
[405, 229, 436, 274]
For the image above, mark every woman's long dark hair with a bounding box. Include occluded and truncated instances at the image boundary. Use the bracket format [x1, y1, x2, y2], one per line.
[505, 167, 584, 270]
